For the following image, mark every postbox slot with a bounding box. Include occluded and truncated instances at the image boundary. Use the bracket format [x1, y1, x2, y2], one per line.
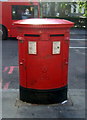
[24, 34, 40, 37]
[50, 34, 64, 37]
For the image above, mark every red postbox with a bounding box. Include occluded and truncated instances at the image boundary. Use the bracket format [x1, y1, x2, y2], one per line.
[14, 19, 74, 104]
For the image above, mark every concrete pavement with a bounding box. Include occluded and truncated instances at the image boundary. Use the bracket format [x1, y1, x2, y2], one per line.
[2, 89, 85, 118]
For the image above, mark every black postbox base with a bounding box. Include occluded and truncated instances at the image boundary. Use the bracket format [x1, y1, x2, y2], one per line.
[20, 85, 67, 104]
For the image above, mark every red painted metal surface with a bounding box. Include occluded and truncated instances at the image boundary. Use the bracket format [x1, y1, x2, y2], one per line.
[14, 18, 74, 28]
[14, 19, 74, 90]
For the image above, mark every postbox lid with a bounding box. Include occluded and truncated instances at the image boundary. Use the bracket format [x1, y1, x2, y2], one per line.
[14, 18, 74, 28]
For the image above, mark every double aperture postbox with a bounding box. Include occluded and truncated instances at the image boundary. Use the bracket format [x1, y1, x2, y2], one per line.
[14, 19, 74, 104]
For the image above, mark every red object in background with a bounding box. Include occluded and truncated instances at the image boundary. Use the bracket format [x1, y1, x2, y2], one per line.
[0, 0, 40, 39]
[14, 18, 74, 104]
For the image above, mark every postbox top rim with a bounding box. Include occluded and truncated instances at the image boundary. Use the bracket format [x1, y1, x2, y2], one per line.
[14, 18, 74, 27]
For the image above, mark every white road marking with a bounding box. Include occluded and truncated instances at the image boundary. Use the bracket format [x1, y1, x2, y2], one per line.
[70, 39, 86, 48]
[69, 47, 87, 49]
[70, 39, 86, 41]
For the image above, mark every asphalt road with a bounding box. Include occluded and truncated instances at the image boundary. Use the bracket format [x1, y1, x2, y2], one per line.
[2, 31, 86, 89]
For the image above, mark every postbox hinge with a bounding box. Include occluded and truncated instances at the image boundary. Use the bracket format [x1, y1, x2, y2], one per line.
[65, 37, 69, 43]
[19, 60, 26, 69]
[64, 58, 68, 65]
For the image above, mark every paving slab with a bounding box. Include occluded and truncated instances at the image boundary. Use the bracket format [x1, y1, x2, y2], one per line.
[2, 89, 85, 118]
